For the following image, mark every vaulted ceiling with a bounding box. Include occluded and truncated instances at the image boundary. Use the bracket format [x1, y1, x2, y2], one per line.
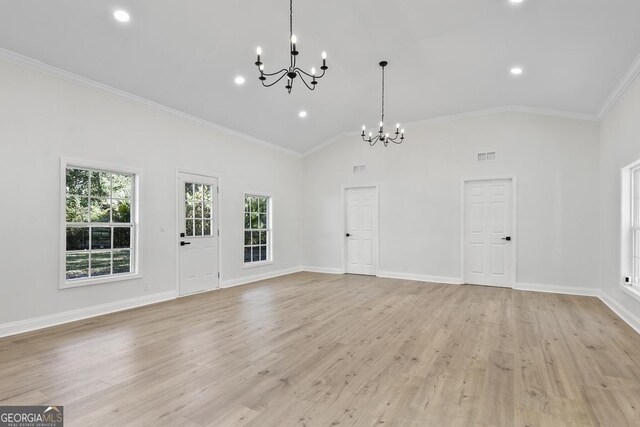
[1, 0, 640, 153]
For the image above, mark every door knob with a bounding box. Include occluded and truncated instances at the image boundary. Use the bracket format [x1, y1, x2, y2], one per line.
[180, 241, 191, 246]
[346, 233, 351, 237]
[501, 236, 512, 241]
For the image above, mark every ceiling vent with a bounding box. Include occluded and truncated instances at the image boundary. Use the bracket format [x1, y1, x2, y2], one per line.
[477, 152, 497, 162]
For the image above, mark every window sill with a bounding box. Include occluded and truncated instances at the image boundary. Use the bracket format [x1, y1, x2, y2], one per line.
[60, 273, 142, 289]
[619, 283, 640, 303]
[243, 261, 274, 269]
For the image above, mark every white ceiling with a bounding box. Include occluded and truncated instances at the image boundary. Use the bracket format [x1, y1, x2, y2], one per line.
[1, 0, 639, 153]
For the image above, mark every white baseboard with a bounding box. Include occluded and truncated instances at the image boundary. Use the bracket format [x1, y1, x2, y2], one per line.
[302, 266, 344, 274]
[0, 291, 176, 339]
[599, 291, 640, 335]
[515, 282, 599, 297]
[376, 271, 462, 285]
[221, 266, 303, 289]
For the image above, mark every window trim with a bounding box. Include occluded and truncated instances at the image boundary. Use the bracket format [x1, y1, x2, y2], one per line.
[631, 165, 640, 286]
[59, 157, 143, 289]
[242, 192, 273, 267]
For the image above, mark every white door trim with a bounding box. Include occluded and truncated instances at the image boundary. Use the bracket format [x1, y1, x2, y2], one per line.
[175, 168, 222, 297]
[341, 185, 380, 275]
[460, 176, 517, 288]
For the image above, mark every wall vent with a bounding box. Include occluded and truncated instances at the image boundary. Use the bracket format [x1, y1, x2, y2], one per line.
[477, 152, 497, 162]
[353, 165, 367, 174]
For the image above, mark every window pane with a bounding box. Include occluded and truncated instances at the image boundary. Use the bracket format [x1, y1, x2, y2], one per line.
[90, 198, 111, 222]
[251, 231, 259, 245]
[251, 213, 259, 229]
[67, 227, 89, 251]
[195, 219, 202, 236]
[194, 184, 203, 200]
[66, 253, 89, 279]
[203, 185, 211, 202]
[113, 227, 131, 249]
[260, 245, 268, 261]
[91, 252, 111, 277]
[203, 202, 211, 218]
[259, 214, 267, 229]
[90, 171, 111, 198]
[91, 227, 112, 250]
[113, 250, 131, 274]
[244, 247, 252, 263]
[244, 196, 251, 213]
[252, 246, 260, 262]
[186, 183, 193, 199]
[186, 201, 193, 219]
[259, 231, 267, 245]
[244, 213, 251, 229]
[258, 197, 267, 213]
[251, 197, 259, 213]
[66, 168, 89, 196]
[203, 219, 212, 236]
[66, 196, 89, 223]
[186, 219, 194, 236]
[112, 174, 132, 199]
[244, 231, 251, 245]
[195, 202, 203, 218]
[112, 200, 131, 223]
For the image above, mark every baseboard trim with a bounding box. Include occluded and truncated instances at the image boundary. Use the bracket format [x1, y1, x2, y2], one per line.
[0, 291, 177, 339]
[302, 266, 344, 274]
[599, 291, 640, 335]
[376, 271, 462, 285]
[221, 266, 304, 289]
[515, 282, 599, 297]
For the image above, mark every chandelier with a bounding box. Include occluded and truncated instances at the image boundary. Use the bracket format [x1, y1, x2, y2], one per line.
[361, 61, 405, 146]
[254, 0, 328, 94]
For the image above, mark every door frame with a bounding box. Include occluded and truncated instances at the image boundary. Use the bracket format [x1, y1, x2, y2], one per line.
[341, 184, 380, 275]
[460, 176, 517, 288]
[175, 168, 222, 297]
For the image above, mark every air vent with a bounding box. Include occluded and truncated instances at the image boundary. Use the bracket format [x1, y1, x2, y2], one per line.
[477, 152, 497, 162]
[353, 165, 367, 174]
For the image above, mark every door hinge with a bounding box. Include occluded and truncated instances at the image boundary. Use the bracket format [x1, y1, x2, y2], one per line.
[217, 186, 219, 194]
[217, 229, 220, 236]
[218, 272, 220, 278]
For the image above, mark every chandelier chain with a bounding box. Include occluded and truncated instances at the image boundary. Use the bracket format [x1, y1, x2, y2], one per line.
[290, 0, 293, 39]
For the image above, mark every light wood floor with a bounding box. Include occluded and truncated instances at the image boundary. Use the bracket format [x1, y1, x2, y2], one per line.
[1, 273, 640, 426]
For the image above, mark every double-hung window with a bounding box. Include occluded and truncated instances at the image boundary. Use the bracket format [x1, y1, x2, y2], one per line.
[62, 161, 139, 288]
[244, 194, 271, 264]
[632, 166, 640, 285]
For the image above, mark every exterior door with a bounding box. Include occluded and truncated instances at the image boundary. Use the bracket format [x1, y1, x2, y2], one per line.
[345, 187, 378, 276]
[463, 179, 514, 288]
[177, 172, 219, 296]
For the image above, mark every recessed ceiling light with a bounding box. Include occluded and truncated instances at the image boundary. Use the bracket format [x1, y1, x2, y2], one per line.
[113, 10, 130, 23]
[234, 76, 246, 85]
[510, 67, 523, 76]
[298, 111, 307, 118]
[509, 0, 524, 3]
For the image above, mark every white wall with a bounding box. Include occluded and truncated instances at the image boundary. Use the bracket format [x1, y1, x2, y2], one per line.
[599, 73, 640, 327]
[0, 59, 302, 327]
[303, 112, 601, 292]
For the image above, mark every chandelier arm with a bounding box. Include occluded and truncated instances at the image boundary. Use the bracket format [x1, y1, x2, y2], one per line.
[261, 71, 290, 87]
[259, 68, 289, 77]
[296, 72, 316, 91]
[294, 67, 326, 79]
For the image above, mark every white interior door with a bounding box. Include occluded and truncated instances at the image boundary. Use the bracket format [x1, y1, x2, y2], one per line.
[177, 172, 219, 296]
[345, 187, 378, 276]
[463, 179, 514, 288]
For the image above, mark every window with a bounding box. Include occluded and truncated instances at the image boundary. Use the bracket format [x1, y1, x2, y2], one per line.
[244, 194, 271, 264]
[184, 182, 214, 237]
[62, 162, 138, 287]
[633, 166, 640, 285]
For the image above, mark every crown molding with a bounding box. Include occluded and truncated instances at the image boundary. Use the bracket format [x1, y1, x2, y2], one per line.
[0, 48, 302, 158]
[303, 105, 598, 157]
[597, 53, 640, 120]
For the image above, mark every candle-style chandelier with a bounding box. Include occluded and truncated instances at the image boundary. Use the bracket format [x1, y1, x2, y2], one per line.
[254, 0, 328, 94]
[361, 61, 405, 146]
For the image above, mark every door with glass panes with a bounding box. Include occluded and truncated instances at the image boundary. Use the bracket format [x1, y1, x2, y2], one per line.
[177, 172, 219, 296]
